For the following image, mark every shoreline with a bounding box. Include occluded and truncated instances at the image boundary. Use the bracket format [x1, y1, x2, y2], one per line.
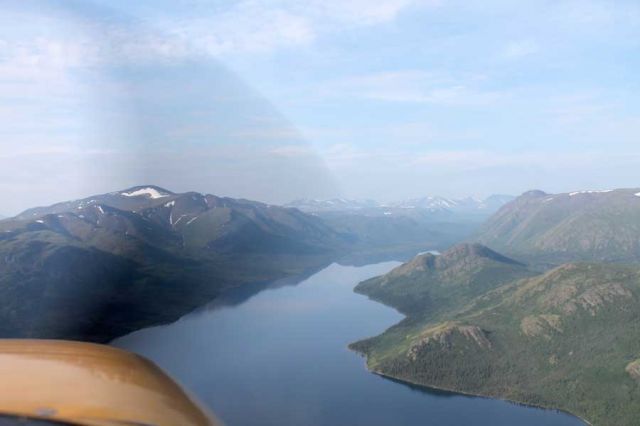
[351, 348, 593, 426]
[346, 256, 596, 426]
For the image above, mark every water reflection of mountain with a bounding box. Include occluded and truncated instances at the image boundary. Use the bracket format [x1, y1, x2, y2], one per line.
[194, 264, 331, 313]
[195, 249, 437, 314]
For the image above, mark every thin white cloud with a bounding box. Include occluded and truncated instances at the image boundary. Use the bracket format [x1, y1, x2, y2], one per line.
[155, 0, 432, 57]
[412, 150, 554, 170]
[312, 144, 640, 200]
[236, 127, 303, 141]
[269, 145, 316, 157]
[299, 0, 424, 25]
[502, 39, 539, 59]
[171, 7, 314, 56]
[1, 0, 639, 209]
[0, 0, 430, 89]
[319, 70, 505, 106]
[314, 142, 629, 174]
[547, 93, 615, 126]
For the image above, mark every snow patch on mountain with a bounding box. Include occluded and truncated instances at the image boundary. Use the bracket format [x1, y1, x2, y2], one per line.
[286, 194, 515, 215]
[569, 190, 613, 196]
[121, 187, 169, 199]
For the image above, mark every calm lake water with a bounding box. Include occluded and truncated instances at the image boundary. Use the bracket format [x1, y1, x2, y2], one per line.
[113, 261, 584, 426]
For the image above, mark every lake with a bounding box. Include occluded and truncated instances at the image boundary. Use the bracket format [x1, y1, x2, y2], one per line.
[113, 261, 584, 426]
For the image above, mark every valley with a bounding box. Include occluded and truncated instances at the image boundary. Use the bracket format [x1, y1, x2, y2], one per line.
[3, 3, 636, 424]
[0, 186, 499, 342]
[113, 260, 583, 426]
[2, 184, 638, 425]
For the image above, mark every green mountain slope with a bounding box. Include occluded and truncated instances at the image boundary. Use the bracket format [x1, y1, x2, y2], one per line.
[354, 243, 532, 316]
[0, 185, 486, 342]
[0, 186, 349, 342]
[474, 188, 640, 263]
[351, 250, 640, 425]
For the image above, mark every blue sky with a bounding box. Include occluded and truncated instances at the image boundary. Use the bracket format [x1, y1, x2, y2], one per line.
[0, 0, 639, 213]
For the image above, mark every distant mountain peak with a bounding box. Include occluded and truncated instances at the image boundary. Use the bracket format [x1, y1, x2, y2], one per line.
[286, 194, 515, 215]
[388, 243, 523, 279]
[516, 188, 639, 201]
[521, 190, 548, 198]
[440, 243, 523, 266]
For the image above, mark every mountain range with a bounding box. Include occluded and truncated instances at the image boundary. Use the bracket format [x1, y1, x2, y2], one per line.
[0, 186, 352, 342]
[0, 185, 494, 342]
[13, 185, 346, 256]
[4, 184, 639, 424]
[474, 188, 640, 264]
[286, 194, 514, 216]
[284, 194, 514, 262]
[350, 188, 640, 426]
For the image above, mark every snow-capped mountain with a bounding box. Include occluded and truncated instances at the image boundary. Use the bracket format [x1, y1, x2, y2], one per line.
[391, 196, 462, 212]
[10, 185, 347, 255]
[392, 195, 515, 213]
[0, 186, 351, 342]
[287, 194, 515, 216]
[0, 185, 513, 343]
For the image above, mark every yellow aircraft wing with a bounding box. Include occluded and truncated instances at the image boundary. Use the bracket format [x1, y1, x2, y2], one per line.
[0, 339, 220, 426]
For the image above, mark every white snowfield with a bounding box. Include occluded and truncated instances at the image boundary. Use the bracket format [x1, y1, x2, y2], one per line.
[121, 187, 169, 199]
[635, 192, 640, 197]
[569, 190, 613, 196]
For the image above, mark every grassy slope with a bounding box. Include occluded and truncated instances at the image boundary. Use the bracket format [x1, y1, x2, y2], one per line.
[475, 189, 640, 264]
[354, 244, 532, 317]
[0, 224, 334, 343]
[351, 261, 640, 426]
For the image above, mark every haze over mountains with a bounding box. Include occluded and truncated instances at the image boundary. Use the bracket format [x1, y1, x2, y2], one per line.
[3, 184, 640, 425]
[350, 187, 640, 426]
[0, 185, 497, 342]
[286, 193, 515, 263]
[286, 194, 515, 216]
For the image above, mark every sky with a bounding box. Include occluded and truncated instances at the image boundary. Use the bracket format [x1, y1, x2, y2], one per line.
[0, 0, 639, 214]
